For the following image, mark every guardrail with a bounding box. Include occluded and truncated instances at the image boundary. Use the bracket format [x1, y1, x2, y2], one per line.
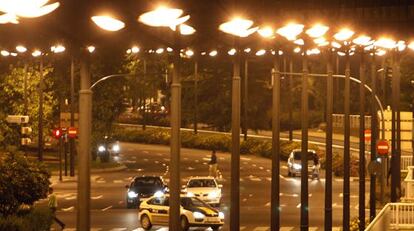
[403, 166, 414, 202]
[365, 203, 414, 230]
[401, 156, 413, 173]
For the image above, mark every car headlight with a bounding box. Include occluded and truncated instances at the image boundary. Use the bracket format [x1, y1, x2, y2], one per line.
[208, 191, 219, 199]
[193, 211, 205, 219]
[128, 191, 138, 198]
[112, 144, 120, 152]
[98, 145, 105, 152]
[293, 163, 301, 170]
[219, 212, 224, 219]
[154, 191, 164, 197]
[186, 192, 195, 197]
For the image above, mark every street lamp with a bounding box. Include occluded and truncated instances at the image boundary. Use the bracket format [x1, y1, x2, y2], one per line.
[0, 0, 60, 19]
[91, 15, 125, 31]
[219, 16, 257, 231]
[334, 27, 355, 231]
[139, 6, 194, 231]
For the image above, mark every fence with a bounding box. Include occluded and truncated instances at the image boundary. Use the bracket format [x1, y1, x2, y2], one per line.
[401, 156, 413, 173]
[403, 166, 414, 202]
[365, 203, 414, 230]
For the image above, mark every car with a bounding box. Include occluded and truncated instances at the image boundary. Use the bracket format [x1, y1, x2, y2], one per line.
[125, 176, 168, 208]
[287, 149, 319, 177]
[96, 136, 120, 162]
[182, 177, 222, 207]
[139, 194, 224, 231]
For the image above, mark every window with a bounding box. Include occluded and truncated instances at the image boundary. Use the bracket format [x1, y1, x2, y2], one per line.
[134, 177, 161, 187]
[148, 197, 165, 206]
[181, 197, 208, 208]
[188, 179, 216, 188]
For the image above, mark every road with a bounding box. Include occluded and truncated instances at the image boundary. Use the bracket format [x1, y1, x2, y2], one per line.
[44, 142, 370, 231]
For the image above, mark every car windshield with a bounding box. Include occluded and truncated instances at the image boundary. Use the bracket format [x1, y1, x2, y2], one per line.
[134, 178, 161, 187]
[180, 197, 208, 208]
[293, 151, 316, 161]
[187, 179, 216, 188]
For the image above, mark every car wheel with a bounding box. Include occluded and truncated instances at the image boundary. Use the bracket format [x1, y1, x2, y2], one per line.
[180, 216, 189, 231]
[211, 225, 221, 231]
[140, 214, 152, 230]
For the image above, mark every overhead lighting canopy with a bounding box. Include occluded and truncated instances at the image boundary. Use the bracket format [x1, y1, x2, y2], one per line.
[353, 35, 372, 46]
[91, 15, 125, 32]
[139, 6, 189, 29]
[306, 24, 329, 38]
[0, 0, 60, 18]
[257, 26, 274, 38]
[276, 23, 304, 41]
[334, 28, 354, 41]
[374, 38, 396, 49]
[16, 45, 27, 53]
[219, 17, 258, 38]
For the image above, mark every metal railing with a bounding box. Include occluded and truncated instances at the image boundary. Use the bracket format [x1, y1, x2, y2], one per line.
[401, 156, 413, 173]
[403, 166, 414, 202]
[365, 203, 414, 230]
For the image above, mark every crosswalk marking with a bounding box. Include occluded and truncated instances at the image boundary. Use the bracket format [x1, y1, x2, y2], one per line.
[309, 227, 318, 231]
[280, 227, 294, 231]
[253, 227, 269, 231]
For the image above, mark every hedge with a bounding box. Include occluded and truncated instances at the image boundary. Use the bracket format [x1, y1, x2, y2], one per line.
[0, 206, 52, 231]
[113, 126, 358, 176]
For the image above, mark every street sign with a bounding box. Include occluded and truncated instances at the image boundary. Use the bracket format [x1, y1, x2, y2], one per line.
[6, 115, 29, 124]
[21, 138, 32, 146]
[364, 129, 371, 142]
[67, 127, 78, 138]
[21, 127, 32, 135]
[377, 140, 389, 155]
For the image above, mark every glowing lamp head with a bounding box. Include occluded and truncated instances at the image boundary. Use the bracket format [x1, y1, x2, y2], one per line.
[258, 26, 274, 38]
[352, 35, 372, 46]
[334, 28, 354, 41]
[306, 24, 329, 38]
[409, 41, 414, 51]
[87, 46, 96, 53]
[32, 50, 42, 57]
[139, 6, 189, 29]
[209, 50, 218, 57]
[91, 15, 125, 32]
[374, 38, 396, 49]
[1, 50, 10, 56]
[16, 45, 27, 53]
[219, 17, 258, 38]
[276, 23, 304, 41]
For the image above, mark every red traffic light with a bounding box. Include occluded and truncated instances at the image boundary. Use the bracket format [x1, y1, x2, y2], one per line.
[53, 128, 62, 139]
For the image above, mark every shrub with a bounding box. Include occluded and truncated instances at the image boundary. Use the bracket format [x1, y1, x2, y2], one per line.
[0, 206, 52, 231]
[320, 151, 359, 177]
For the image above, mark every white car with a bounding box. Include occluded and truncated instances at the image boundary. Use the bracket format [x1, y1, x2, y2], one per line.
[138, 194, 224, 231]
[287, 149, 318, 177]
[183, 177, 222, 207]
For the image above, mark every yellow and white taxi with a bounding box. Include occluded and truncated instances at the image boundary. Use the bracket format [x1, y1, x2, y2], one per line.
[138, 194, 224, 231]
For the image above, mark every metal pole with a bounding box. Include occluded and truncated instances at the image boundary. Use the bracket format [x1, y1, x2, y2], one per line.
[243, 59, 248, 141]
[271, 54, 280, 231]
[301, 49, 309, 231]
[64, 137, 68, 176]
[77, 53, 92, 231]
[230, 40, 241, 231]
[194, 59, 198, 134]
[343, 52, 351, 231]
[289, 58, 293, 141]
[335, 55, 340, 113]
[59, 137, 62, 181]
[395, 52, 402, 198]
[358, 51, 366, 230]
[325, 50, 334, 231]
[169, 31, 182, 231]
[70, 56, 75, 177]
[370, 53, 377, 219]
[391, 51, 398, 202]
[143, 59, 147, 131]
[23, 63, 28, 115]
[38, 57, 44, 161]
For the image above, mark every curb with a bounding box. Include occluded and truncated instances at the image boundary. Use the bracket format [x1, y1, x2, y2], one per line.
[51, 164, 127, 175]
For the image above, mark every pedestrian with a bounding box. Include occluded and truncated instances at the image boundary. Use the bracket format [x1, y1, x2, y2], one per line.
[48, 187, 65, 230]
[209, 150, 218, 178]
[312, 154, 320, 180]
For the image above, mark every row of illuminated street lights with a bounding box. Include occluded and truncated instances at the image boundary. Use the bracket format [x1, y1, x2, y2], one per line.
[0, 45, 96, 57]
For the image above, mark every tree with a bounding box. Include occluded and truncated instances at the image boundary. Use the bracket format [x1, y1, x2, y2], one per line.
[0, 148, 50, 216]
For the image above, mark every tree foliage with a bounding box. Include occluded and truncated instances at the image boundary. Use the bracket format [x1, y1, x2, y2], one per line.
[0, 148, 50, 216]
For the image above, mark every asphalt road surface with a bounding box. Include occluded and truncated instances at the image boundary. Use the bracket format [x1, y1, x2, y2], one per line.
[43, 142, 370, 231]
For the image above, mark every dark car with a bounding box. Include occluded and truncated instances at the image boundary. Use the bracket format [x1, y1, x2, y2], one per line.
[96, 136, 120, 162]
[125, 176, 168, 208]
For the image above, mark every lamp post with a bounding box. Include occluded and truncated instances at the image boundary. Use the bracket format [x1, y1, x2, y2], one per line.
[31, 50, 44, 161]
[219, 17, 257, 231]
[139, 7, 195, 230]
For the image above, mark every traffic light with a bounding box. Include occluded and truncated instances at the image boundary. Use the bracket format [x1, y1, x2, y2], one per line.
[53, 128, 63, 139]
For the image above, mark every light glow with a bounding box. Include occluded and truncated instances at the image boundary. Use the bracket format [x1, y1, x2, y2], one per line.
[258, 26, 274, 38]
[374, 38, 396, 49]
[334, 28, 354, 41]
[87, 46, 96, 53]
[306, 24, 329, 38]
[376, 49, 387, 56]
[156, 48, 164, 54]
[294, 39, 304, 45]
[209, 50, 218, 57]
[255, 49, 266, 56]
[353, 35, 372, 46]
[91, 15, 125, 32]
[244, 48, 251, 53]
[409, 41, 414, 51]
[1, 50, 9, 56]
[179, 24, 196, 35]
[0, 0, 60, 19]
[331, 41, 342, 49]
[16, 45, 27, 53]
[0, 13, 18, 24]
[276, 23, 304, 41]
[131, 46, 139, 54]
[51, 44, 65, 53]
[293, 47, 301, 53]
[185, 49, 194, 57]
[396, 40, 406, 52]
[219, 17, 258, 38]
[32, 50, 41, 57]
[228, 48, 236, 56]
[139, 6, 189, 29]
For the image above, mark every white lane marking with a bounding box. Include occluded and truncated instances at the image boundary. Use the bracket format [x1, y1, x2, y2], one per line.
[281, 166, 288, 169]
[184, 157, 189, 160]
[142, 151, 149, 154]
[266, 169, 271, 172]
[241, 157, 251, 161]
[296, 203, 301, 208]
[249, 177, 262, 182]
[113, 180, 124, 184]
[136, 168, 144, 172]
[335, 178, 344, 182]
[240, 227, 246, 230]
[252, 164, 257, 167]
[339, 193, 358, 198]
[265, 202, 270, 207]
[109, 228, 127, 231]
[144, 159, 148, 162]
[259, 166, 264, 170]
[91, 195, 103, 200]
[63, 229, 76, 231]
[187, 167, 195, 170]
[91, 229, 102, 231]
[266, 177, 272, 181]
[163, 158, 170, 161]
[118, 201, 124, 204]
[101, 205, 112, 211]
[253, 227, 269, 231]
[58, 193, 74, 198]
[91, 176, 101, 181]
[154, 160, 160, 164]
[280, 228, 294, 231]
[332, 227, 342, 231]
[61, 206, 74, 212]
[65, 195, 76, 200]
[309, 228, 318, 231]
[195, 160, 200, 163]
[242, 198, 247, 202]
